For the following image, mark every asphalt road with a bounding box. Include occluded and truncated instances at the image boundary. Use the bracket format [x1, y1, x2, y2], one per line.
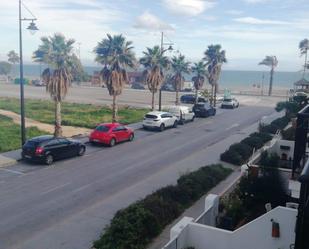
[0, 83, 284, 108]
[0, 105, 279, 249]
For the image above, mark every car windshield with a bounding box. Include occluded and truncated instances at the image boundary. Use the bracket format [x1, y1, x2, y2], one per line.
[145, 114, 158, 119]
[96, 125, 110, 132]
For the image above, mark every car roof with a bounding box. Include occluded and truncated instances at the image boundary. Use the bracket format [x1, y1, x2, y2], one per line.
[146, 111, 169, 115]
[97, 123, 121, 127]
[28, 135, 54, 142]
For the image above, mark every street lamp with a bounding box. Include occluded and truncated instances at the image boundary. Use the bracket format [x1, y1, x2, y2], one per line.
[158, 32, 173, 111]
[19, 0, 38, 145]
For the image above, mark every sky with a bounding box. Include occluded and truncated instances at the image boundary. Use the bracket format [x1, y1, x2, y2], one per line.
[0, 0, 308, 71]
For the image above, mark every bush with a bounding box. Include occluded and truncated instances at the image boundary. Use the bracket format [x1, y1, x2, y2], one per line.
[93, 165, 232, 249]
[281, 127, 295, 141]
[241, 136, 264, 150]
[220, 132, 273, 166]
[249, 132, 272, 143]
[260, 116, 290, 134]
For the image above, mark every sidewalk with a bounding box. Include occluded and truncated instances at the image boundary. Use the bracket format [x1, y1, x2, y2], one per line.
[147, 166, 242, 249]
[0, 122, 143, 168]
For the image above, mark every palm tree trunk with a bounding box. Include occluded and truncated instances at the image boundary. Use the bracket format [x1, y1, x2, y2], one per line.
[176, 89, 179, 105]
[112, 94, 118, 123]
[214, 84, 218, 107]
[151, 92, 155, 111]
[269, 67, 274, 96]
[195, 88, 198, 104]
[210, 84, 214, 106]
[54, 100, 62, 137]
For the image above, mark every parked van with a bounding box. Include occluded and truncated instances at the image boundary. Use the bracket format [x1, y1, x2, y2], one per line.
[168, 106, 195, 124]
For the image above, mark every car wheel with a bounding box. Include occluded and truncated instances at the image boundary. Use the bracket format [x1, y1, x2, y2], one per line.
[159, 123, 165, 132]
[143, 125, 148, 130]
[109, 138, 116, 147]
[78, 146, 86, 156]
[173, 121, 178, 128]
[129, 133, 134, 141]
[191, 116, 195, 122]
[45, 154, 54, 165]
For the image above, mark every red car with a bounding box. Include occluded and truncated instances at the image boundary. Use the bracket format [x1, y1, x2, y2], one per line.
[89, 123, 134, 146]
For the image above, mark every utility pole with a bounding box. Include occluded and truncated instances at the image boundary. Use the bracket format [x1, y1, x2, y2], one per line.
[159, 32, 163, 111]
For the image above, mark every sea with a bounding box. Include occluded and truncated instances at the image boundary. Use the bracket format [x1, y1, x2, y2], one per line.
[16, 64, 308, 90]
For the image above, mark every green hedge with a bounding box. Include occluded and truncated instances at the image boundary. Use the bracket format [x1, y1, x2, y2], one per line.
[220, 132, 272, 165]
[259, 116, 290, 134]
[93, 164, 232, 249]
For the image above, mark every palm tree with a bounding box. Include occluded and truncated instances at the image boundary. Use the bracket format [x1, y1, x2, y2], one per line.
[299, 39, 309, 78]
[191, 61, 207, 104]
[33, 33, 75, 137]
[94, 34, 136, 122]
[171, 54, 190, 105]
[7, 50, 19, 79]
[259, 56, 278, 96]
[203, 45, 227, 106]
[140, 46, 169, 110]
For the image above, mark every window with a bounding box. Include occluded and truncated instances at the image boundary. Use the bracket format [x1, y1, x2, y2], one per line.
[280, 145, 290, 151]
[145, 114, 158, 119]
[96, 125, 110, 132]
[113, 126, 126, 132]
[57, 138, 69, 144]
[46, 139, 59, 146]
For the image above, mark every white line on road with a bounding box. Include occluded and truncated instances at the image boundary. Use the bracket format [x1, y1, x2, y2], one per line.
[225, 123, 239, 131]
[0, 168, 25, 175]
[41, 182, 71, 195]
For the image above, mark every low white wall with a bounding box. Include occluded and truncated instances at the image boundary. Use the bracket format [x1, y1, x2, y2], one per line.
[269, 140, 295, 160]
[184, 207, 297, 249]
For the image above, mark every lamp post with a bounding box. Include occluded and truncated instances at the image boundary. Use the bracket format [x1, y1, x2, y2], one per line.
[158, 32, 173, 111]
[19, 0, 38, 145]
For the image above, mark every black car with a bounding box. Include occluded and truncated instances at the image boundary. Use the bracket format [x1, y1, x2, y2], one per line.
[131, 83, 145, 90]
[22, 135, 86, 165]
[193, 103, 216, 117]
[180, 94, 206, 104]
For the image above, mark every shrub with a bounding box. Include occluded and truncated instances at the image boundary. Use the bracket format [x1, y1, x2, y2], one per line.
[281, 127, 295, 141]
[241, 136, 264, 150]
[220, 149, 243, 165]
[229, 143, 253, 162]
[250, 132, 272, 143]
[260, 116, 290, 134]
[93, 165, 232, 249]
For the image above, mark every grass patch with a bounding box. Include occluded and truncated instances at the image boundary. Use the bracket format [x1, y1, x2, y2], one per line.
[0, 97, 149, 129]
[0, 114, 47, 153]
[93, 164, 232, 249]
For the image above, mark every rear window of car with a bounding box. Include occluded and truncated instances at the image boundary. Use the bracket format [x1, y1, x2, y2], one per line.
[96, 125, 110, 132]
[145, 114, 158, 119]
[196, 103, 205, 107]
[24, 141, 39, 147]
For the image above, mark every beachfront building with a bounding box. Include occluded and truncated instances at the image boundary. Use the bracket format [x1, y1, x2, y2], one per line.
[294, 78, 309, 92]
[162, 105, 309, 249]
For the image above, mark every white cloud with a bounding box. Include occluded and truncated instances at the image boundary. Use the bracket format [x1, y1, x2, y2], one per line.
[162, 0, 216, 16]
[243, 0, 269, 3]
[225, 10, 243, 15]
[133, 11, 174, 31]
[233, 17, 290, 25]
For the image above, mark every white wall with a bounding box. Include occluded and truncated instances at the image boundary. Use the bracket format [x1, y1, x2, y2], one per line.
[269, 140, 295, 160]
[182, 207, 297, 249]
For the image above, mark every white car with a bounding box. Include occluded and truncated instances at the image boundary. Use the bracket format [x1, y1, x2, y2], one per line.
[143, 111, 178, 131]
[221, 98, 239, 109]
[168, 106, 195, 124]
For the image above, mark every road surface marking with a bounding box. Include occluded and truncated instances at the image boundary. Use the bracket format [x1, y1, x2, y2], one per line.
[225, 123, 239, 131]
[0, 168, 25, 175]
[41, 182, 71, 195]
[72, 183, 93, 193]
